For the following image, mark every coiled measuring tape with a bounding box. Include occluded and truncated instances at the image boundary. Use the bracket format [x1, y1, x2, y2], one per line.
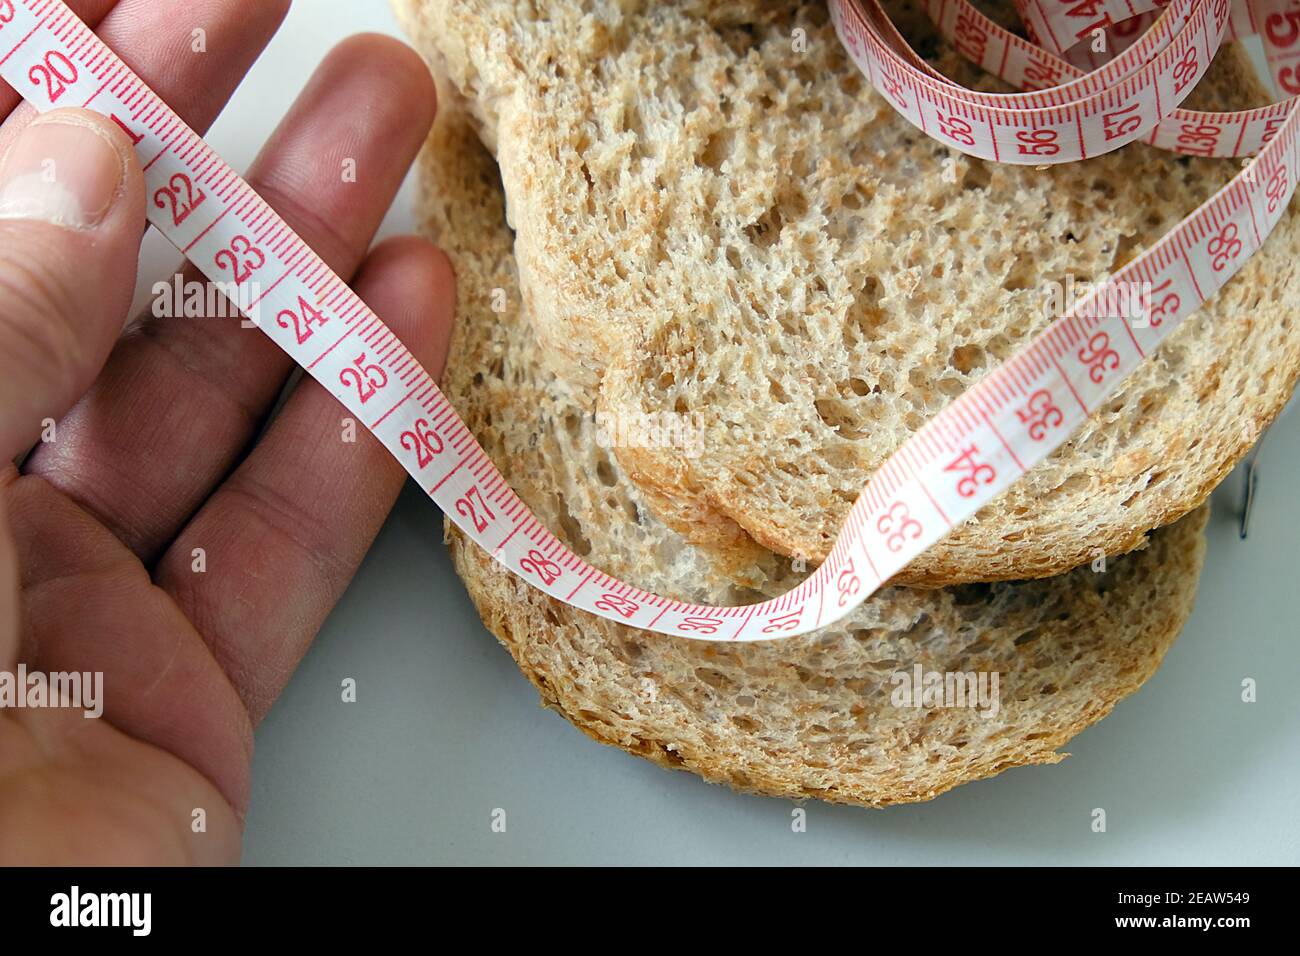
[0, 0, 1295, 640]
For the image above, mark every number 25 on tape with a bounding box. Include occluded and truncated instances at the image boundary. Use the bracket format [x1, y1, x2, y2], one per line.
[339, 353, 387, 403]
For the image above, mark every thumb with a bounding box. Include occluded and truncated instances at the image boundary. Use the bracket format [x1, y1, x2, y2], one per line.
[0, 109, 145, 462]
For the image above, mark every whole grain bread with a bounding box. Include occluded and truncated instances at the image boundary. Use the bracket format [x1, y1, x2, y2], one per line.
[395, 0, 1300, 586]
[413, 96, 1209, 806]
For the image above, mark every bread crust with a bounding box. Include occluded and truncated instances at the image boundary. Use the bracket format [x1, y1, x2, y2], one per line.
[394, 0, 1300, 586]
[409, 87, 1211, 806]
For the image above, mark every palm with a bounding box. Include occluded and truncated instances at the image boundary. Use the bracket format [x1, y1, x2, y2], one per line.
[0, 487, 243, 862]
[0, 1, 453, 864]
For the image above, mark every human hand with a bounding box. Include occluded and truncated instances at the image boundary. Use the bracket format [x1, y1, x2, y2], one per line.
[0, 0, 453, 864]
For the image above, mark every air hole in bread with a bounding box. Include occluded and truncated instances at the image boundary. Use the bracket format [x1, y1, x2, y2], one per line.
[815, 397, 868, 439]
[821, 444, 862, 470]
[962, 162, 991, 191]
[1001, 260, 1035, 292]
[595, 455, 618, 487]
[949, 344, 985, 374]
[1054, 472, 1093, 495]
[700, 130, 732, 172]
[694, 667, 735, 691]
[1112, 229, 1141, 268]
[937, 376, 965, 398]
[1014, 626, 1045, 646]
[951, 583, 994, 606]
[1090, 178, 1116, 199]
[555, 495, 593, 556]
[842, 376, 875, 396]
[900, 612, 932, 637]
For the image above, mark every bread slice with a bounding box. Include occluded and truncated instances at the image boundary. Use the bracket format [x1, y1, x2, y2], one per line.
[412, 94, 1210, 806]
[394, 0, 1299, 587]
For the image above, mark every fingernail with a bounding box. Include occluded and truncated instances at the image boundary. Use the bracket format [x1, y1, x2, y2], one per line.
[0, 115, 127, 229]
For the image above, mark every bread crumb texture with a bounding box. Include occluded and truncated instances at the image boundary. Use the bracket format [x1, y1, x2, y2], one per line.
[394, 0, 1299, 586]
[405, 80, 1210, 806]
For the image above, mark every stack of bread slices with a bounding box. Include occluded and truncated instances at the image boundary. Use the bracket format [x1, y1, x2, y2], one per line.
[393, 0, 1300, 805]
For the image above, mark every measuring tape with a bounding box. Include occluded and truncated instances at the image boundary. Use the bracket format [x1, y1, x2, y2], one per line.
[838, 0, 1296, 161]
[0, 0, 1295, 641]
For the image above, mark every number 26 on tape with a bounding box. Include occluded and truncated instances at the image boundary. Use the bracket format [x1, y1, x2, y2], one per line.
[836, 558, 861, 607]
[399, 418, 444, 468]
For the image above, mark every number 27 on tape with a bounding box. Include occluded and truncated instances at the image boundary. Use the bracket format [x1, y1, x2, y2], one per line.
[456, 485, 495, 533]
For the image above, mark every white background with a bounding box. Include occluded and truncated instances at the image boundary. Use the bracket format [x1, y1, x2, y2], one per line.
[129, 1, 1300, 865]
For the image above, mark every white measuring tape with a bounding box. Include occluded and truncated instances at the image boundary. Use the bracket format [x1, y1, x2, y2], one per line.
[0, 0, 1295, 640]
